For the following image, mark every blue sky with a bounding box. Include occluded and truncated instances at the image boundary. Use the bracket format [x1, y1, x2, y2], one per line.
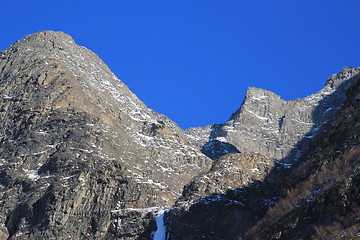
[1, 1, 360, 128]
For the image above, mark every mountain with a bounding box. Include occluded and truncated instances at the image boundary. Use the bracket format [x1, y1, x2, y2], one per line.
[242, 76, 360, 239]
[186, 67, 359, 161]
[0, 31, 211, 239]
[165, 71, 360, 239]
[0, 31, 359, 239]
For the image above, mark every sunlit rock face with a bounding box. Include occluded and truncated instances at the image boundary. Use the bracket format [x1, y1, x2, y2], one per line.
[0, 31, 211, 239]
[186, 67, 360, 161]
[166, 74, 360, 240]
[0, 31, 359, 240]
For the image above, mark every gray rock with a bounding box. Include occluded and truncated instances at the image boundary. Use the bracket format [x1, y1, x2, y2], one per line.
[166, 70, 360, 240]
[0, 31, 212, 239]
[186, 67, 360, 161]
[1, 30, 359, 240]
[181, 152, 274, 200]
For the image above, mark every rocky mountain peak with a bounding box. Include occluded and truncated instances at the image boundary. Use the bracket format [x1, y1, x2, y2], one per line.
[11, 31, 75, 49]
[1, 31, 359, 239]
[167, 74, 360, 240]
[325, 66, 360, 89]
[187, 66, 360, 161]
[245, 87, 281, 101]
[0, 31, 212, 239]
[229, 87, 283, 122]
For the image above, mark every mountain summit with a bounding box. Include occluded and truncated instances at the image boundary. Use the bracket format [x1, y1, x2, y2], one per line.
[0, 31, 359, 239]
[186, 67, 359, 162]
[0, 31, 211, 239]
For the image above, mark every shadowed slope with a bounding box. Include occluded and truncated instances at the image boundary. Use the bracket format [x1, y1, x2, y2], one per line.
[186, 67, 360, 161]
[166, 70, 360, 239]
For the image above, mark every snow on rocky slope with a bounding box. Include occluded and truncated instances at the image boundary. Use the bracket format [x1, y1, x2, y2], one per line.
[0, 31, 211, 239]
[0, 31, 358, 240]
[186, 67, 360, 162]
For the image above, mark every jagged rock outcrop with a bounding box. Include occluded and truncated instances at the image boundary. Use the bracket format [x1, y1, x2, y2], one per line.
[186, 67, 360, 161]
[165, 72, 360, 240]
[181, 153, 274, 201]
[165, 152, 290, 240]
[242, 72, 360, 240]
[1, 31, 359, 240]
[164, 152, 277, 240]
[0, 31, 212, 239]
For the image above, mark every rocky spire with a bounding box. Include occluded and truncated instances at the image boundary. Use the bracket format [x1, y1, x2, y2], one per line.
[186, 66, 360, 161]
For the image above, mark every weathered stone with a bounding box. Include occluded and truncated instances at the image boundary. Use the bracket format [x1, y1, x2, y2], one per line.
[186, 67, 360, 161]
[1, 31, 359, 240]
[181, 153, 273, 201]
[0, 31, 212, 239]
[166, 74, 360, 240]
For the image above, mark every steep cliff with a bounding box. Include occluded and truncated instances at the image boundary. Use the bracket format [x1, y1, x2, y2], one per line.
[186, 67, 360, 162]
[0, 31, 212, 239]
[242, 73, 360, 240]
[1, 31, 359, 240]
[165, 73, 360, 240]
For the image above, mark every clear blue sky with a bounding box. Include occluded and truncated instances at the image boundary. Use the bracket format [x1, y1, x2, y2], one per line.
[1, 1, 360, 129]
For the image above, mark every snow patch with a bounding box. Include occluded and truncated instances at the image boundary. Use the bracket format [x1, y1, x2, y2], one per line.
[215, 137, 227, 142]
[135, 179, 168, 189]
[3, 95, 14, 99]
[245, 109, 269, 121]
[153, 210, 166, 240]
[111, 206, 160, 214]
[251, 95, 268, 101]
[324, 107, 332, 113]
[275, 160, 292, 168]
[24, 169, 40, 181]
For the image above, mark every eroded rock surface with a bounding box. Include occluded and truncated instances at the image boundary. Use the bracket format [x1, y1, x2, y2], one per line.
[0, 31, 212, 239]
[181, 153, 273, 201]
[165, 74, 360, 240]
[1, 31, 359, 240]
[186, 67, 360, 161]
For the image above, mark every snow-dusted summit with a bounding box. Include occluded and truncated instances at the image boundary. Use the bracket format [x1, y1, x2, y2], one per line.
[0, 31, 211, 239]
[0, 31, 359, 240]
[186, 67, 360, 161]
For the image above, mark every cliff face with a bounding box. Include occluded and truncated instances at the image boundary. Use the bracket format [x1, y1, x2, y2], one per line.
[165, 74, 360, 240]
[185, 67, 360, 162]
[0, 31, 211, 239]
[242, 73, 360, 240]
[0, 31, 359, 240]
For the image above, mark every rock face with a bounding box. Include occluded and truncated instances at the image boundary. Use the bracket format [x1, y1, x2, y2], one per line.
[0, 31, 211, 239]
[165, 153, 278, 240]
[242, 73, 360, 240]
[181, 153, 274, 201]
[186, 67, 360, 161]
[165, 74, 360, 240]
[1, 31, 359, 240]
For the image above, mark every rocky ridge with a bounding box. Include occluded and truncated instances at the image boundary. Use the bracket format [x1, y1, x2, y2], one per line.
[242, 71, 360, 239]
[186, 67, 360, 161]
[165, 72, 360, 239]
[0, 31, 211, 239]
[0, 31, 359, 240]
[181, 153, 274, 201]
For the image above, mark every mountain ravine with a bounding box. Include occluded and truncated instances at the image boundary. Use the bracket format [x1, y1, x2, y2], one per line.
[0, 31, 359, 239]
